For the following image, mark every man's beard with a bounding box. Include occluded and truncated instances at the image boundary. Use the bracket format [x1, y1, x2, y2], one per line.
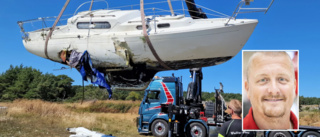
[261, 94, 287, 118]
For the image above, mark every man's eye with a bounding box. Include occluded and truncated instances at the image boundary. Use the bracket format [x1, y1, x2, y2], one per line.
[278, 77, 288, 83]
[259, 78, 268, 83]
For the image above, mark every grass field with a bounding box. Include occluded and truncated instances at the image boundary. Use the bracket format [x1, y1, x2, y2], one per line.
[0, 100, 320, 137]
[0, 99, 145, 137]
[299, 110, 320, 127]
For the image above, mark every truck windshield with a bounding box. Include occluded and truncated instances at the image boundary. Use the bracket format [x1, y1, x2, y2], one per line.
[147, 90, 160, 102]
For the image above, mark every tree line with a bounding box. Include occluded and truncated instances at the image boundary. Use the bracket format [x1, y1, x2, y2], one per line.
[0, 65, 74, 101]
[0, 65, 145, 102]
[200, 92, 242, 102]
[300, 96, 320, 105]
[1, 65, 319, 104]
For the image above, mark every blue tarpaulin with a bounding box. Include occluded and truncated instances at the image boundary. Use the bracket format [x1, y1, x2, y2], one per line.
[79, 51, 112, 99]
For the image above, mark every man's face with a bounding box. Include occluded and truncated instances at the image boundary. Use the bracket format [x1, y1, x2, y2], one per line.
[225, 105, 233, 115]
[245, 54, 296, 118]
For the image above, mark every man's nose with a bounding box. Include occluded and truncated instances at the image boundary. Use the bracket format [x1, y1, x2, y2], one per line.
[267, 80, 280, 95]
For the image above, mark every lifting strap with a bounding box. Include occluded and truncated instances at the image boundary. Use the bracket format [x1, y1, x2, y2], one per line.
[89, 0, 94, 11]
[140, 0, 173, 70]
[167, 0, 175, 16]
[44, 0, 71, 59]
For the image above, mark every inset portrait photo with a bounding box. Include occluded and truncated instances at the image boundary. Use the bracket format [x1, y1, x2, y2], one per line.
[242, 50, 299, 130]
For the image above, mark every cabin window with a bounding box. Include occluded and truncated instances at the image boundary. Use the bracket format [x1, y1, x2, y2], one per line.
[77, 22, 111, 29]
[147, 90, 160, 102]
[136, 25, 149, 30]
[157, 23, 170, 28]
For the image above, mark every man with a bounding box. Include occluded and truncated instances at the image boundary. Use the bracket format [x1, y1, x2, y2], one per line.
[219, 99, 253, 137]
[243, 51, 298, 130]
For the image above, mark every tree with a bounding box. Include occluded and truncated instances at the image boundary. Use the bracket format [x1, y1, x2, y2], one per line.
[69, 85, 109, 102]
[126, 91, 141, 101]
[0, 65, 74, 101]
[112, 90, 130, 100]
[0, 65, 42, 100]
[55, 75, 74, 100]
[299, 96, 320, 105]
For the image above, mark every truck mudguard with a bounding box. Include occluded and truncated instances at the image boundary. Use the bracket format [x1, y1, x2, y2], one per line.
[149, 113, 169, 124]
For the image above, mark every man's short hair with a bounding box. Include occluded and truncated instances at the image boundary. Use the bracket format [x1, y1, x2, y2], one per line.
[245, 51, 294, 81]
[229, 99, 242, 117]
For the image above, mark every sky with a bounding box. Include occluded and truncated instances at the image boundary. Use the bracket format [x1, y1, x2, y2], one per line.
[0, 0, 319, 97]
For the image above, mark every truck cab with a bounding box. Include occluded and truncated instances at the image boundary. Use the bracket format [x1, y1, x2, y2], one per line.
[137, 76, 183, 136]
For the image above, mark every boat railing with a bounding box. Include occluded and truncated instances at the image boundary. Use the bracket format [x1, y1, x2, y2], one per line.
[225, 0, 275, 26]
[73, 0, 109, 16]
[17, 14, 73, 41]
[108, 0, 229, 19]
[17, 0, 231, 40]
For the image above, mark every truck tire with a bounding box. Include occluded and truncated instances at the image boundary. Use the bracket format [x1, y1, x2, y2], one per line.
[186, 123, 206, 137]
[301, 131, 320, 137]
[268, 131, 292, 137]
[151, 119, 168, 137]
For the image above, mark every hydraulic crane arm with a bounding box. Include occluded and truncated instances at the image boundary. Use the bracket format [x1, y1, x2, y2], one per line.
[186, 68, 203, 105]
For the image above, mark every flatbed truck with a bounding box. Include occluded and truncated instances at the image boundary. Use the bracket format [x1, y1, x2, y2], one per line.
[136, 68, 320, 137]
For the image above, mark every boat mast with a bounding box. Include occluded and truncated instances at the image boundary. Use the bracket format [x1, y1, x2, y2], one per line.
[185, 0, 207, 19]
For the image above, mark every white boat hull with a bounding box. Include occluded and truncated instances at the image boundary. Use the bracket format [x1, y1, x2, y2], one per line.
[23, 19, 257, 70]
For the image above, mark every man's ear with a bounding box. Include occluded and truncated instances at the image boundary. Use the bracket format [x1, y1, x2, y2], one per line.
[245, 80, 250, 100]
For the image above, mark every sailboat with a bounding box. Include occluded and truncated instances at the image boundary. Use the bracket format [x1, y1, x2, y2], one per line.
[18, 0, 274, 89]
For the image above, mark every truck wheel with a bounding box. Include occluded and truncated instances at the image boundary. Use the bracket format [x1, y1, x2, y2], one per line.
[301, 131, 320, 137]
[268, 131, 292, 137]
[187, 123, 206, 137]
[151, 119, 168, 137]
